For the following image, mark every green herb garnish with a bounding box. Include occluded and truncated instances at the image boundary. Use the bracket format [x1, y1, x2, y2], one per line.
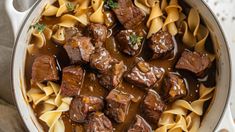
[106, 0, 118, 9]
[32, 23, 46, 33]
[130, 34, 143, 45]
[66, 2, 75, 12]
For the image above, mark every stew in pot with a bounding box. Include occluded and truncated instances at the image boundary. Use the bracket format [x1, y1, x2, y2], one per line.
[25, 0, 216, 131]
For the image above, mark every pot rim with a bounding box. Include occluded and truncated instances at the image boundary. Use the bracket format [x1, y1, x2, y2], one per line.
[10, 0, 232, 131]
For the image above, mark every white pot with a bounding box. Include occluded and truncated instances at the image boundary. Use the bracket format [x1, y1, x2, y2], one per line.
[5, 0, 235, 131]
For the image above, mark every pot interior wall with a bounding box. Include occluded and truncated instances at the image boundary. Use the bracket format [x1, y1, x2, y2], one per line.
[12, 0, 56, 131]
[184, 0, 231, 132]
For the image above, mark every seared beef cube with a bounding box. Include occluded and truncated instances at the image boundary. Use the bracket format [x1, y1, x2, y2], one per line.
[128, 115, 152, 132]
[105, 89, 131, 123]
[116, 30, 143, 56]
[64, 37, 95, 64]
[69, 96, 104, 123]
[90, 47, 112, 73]
[112, 0, 145, 29]
[86, 112, 113, 132]
[64, 27, 82, 41]
[175, 50, 211, 76]
[125, 61, 165, 88]
[86, 23, 108, 47]
[142, 90, 166, 124]
[61, 66, 85, 96]
[162, 73, 187, 103]
[98, 60, 127, 90]
[149, 30, 174, 59]
[32, 55, 59, 84]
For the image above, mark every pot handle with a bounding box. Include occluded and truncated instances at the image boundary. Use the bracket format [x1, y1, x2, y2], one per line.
[216, 105, 235, 132]
[5, 0, 33, 39]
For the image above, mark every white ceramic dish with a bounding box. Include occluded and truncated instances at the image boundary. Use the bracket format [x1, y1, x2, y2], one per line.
[5, 0, 235, 131]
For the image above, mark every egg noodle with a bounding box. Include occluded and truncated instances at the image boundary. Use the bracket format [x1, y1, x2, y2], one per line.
[155, 84, 214, 132]
[27, 81, 72, 132]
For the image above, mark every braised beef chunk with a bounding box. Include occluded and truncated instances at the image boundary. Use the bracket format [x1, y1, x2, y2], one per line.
[86, 23, 108, 47]
[64, 27, 82, 41]
[86, 112, 113, 132]
[105, 89, 131, 123]
[175, 50, 211, 76]
[125, 60, 165, 88]
[128, 115, 152, 132]
[64, 37, 95, 64]
[32, 55, 59, 84]
[98, 60, 127, 90]
[61, 66, 85, 96]
[112, 0, 145, 29]
[142, 90, 166, 124]
[90, 47, 112, 73]
[69, 96, 104, 123]
[148, 30, 174, 59]
[162, 73, 187, 103]
[116, 30, 143, 56]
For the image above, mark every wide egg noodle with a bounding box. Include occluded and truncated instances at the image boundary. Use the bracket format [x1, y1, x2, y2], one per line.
[42, 4, 59, 16]
[186, 113, 200, 132]
[27, 26, 48, 55]
[27, 82, 72, 132]
[42, 0, 79, 17]
[146, 3, 163, 38]
[52, 26, 66, 44]
[27, 87, 42, 103]
[31, 29, 46, 48]
[39, 100, 71, 132]
[58, 0, 91, 28]
[56, 0, 69, 17]
[181, 21, 197, 48]
[58, 13, 88, 27]
[41, 103, 56, 114]
[73, 0, 90, 26]
[182, 8, 215, 61]
[54, 90, 63, 106]
[48, 81, 60, 95]
[53, 118, 65, 132]
[89, 0, 105, 24]
[74, 0, 90, 14]
[188, 8, 200, 37]
[28, 83, 53, 106]
[194, 24, 215, 61]
[155, 84, 215, 132]
[163, 0, 182, 36]
[168, 115, 188, 132]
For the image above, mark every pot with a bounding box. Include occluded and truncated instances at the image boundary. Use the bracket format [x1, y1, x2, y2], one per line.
[5, 0, 235, 131]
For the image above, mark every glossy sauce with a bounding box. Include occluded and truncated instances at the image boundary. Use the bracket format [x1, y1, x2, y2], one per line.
[25, 5, 216, 132]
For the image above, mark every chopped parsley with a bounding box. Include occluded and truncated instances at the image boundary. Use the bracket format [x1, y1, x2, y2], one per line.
[32, 23, 46, 33]
[105, 0, 118, 9]
[66, 2, 75, 12]
[130, 34, 143, 46]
